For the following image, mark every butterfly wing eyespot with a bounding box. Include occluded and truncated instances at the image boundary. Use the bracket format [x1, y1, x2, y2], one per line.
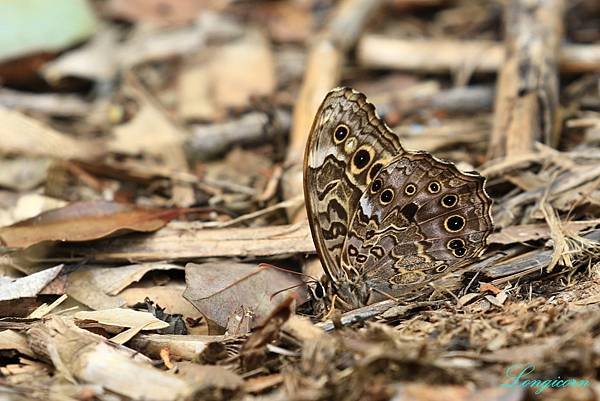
[447, 238, 465, 249]
[441, 194, 458, 208]
[428, 181, 441, 193]
[404, 183, 417, 196]
[380, 188, 394, 204]
[371, 178, 383, 193]
[444, 215, 465, 232]
[353, 149, 371, 169]
[334, 124, 350, 143]
[350, 146, 375, 175]
[368, 162, 383, 180]
[453, 247, 467, 257]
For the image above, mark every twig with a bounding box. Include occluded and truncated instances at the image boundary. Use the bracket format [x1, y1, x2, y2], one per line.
[187, 110, 291, 161]
[488, 0, 565, 158]
[357, 36, 600, 74]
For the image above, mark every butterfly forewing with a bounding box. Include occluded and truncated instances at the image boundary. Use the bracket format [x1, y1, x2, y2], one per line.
[303, 87, 404, 284]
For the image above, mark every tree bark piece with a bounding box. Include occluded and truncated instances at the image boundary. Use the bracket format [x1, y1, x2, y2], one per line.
[357, 36, 600, 73]
[42, 222, 315, 262]
[489, 0, 566, 159]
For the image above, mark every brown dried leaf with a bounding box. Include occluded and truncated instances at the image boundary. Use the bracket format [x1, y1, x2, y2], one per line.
[391, 384, 524, 401]
[243, 373, 283, 394]
[0, 200, 181, 249]
[79, 262, 184, 296]
[178, 30, 275, 120]
[479, 282, 502, 295]
[183, 262, 307, 330]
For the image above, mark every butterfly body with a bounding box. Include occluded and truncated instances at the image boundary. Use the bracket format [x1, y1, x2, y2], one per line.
[304, 87, 493, 309]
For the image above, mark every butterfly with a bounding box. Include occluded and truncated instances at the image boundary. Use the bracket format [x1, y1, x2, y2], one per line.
[303, 87, 493, 309]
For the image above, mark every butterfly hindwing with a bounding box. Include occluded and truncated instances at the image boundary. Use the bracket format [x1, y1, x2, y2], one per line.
[340, 153, 493, 304]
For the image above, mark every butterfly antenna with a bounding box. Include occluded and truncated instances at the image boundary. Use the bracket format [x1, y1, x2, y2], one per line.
[269, 282, 307, 301]
[258, 263, 321, 284]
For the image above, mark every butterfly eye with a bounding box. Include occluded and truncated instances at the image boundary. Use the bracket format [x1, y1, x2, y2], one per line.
[380, 189, 394, 205]
[308, 281, 325, 299]
[333, 124, 349, 143]
[428, 181, 441, 193]
[371, 178, 383, 193]
[441, 194, 458, 208]
[404, 184, 417, 196]
[444, 215, 465, 232]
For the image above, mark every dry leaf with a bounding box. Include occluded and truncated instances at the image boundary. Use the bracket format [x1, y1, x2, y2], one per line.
[109, 99, 188, 171]
[183, 262, 307, 330]
[0, 200, 181, 249]
[0, 107, 104, 160]
[0, 158, 51, 191]
[119, 283, 203, 326]
[111, 323, 153, 344]
[0, 193, 68, 228]
[479, 282, 502, 295]
[78, 262, 184, 296]
[178, 30, 275, 120]
[177, 363, 243, 396]
[0, 264, 63, 302]
[43, 28, 119, 82]
[74, 308, 170, 330]
[241, 296, 294, 370]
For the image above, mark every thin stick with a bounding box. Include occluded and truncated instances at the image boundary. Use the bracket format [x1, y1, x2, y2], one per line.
[357, 36, 600, 74]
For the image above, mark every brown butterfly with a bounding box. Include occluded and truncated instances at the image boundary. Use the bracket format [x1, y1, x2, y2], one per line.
[303, 87, 493, 309]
